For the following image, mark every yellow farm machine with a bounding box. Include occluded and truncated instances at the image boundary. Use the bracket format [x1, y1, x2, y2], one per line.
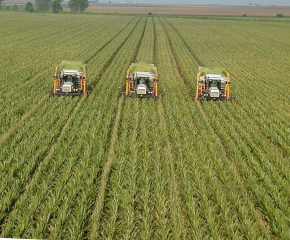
[193, 67, 235, 101]
[50, 61, 88, 97]
[122, 62, 159, 99]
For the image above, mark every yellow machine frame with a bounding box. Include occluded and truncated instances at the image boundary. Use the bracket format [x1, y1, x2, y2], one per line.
[53, 66, 87, 95]
[195, 71, 231, 100]
[125, 68, 159, 98]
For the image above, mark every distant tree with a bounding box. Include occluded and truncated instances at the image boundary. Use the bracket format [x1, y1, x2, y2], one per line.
[52, 0, 62, 13]
[148, 12, 153, 15]
[276, 13, 284, 17]
[0, 0, 4, 7]
[35, 0, 51, 11]
[12, 4, 19, 10]
[25, 1, 34, 12]
[68, 0, 88, 12]
[242, 13, 247, 17]
[5, 5, 10, 10]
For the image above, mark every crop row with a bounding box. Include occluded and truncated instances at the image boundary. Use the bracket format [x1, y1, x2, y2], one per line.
[0, 15, 136, 135]
[96, 17, 186, 239]
[1, 12, 290, 239]
[0, 15, 144, 238]
[161, 17, 290, 238]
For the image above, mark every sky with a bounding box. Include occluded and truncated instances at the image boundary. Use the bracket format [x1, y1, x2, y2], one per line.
[111, 0, 290, 6]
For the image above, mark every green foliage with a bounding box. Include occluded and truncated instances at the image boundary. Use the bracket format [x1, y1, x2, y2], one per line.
[25, 2, 34, 12]
[276, 13, 284, 17]
[35, 0, 51, 11]
[1, 13, 290, 240]
[58, 61, 86, 72]
[130, 62, 155, 73]
[68, 0, 88, 12]
[199, 67, 227, 76]
[52, 0, 62, 13]
[11, 4, 19, 10]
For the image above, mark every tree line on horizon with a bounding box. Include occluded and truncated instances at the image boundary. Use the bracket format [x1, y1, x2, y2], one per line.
[33, 0, 88, 13]
[0, 0, 89, 13]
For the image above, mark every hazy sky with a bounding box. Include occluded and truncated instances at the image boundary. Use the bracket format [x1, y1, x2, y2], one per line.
[112, 0, 290, 6]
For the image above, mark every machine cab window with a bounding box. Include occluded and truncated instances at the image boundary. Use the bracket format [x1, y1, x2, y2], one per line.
[209, 81, 217, 87]
[137, 77, 148, 85]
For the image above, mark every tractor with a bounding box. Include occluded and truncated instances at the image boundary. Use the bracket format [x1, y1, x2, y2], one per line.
[193, 67, 235, 101]
[50, 61, 88, 97]
[122, 62, 159, 99]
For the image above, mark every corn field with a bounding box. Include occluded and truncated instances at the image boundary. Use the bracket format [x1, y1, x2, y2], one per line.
[1, 12, 290, 239]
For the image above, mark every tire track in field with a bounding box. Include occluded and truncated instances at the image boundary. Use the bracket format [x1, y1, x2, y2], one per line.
[161, 18, 270, 234]
[0, 17, 140, 144]
[153, 17, 187, 239]
[156, 101, 187, 238]
[159, 19, 192, 91]
[0, 20, 91, 83]
[19, 96, 86, 195]
[0, 94, 48, 143]
[89, 17, 148, 238]
[90, 96, 124, 237]
[34, 17, 145, 239]
[90, 17, 141, 88]
[5, 17, 137, 98]
[86, 16, 138, 65]
[0, 18, 138, 142]
[4, 70, 51, 97]
[0, 18, 144, 231]
[165, 18, 290, 181]
[4, 18, 135, 97]
[0, 97, 82, 232]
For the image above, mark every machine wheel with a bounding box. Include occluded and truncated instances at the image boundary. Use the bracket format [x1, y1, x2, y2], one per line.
[229, 96, 236, 102]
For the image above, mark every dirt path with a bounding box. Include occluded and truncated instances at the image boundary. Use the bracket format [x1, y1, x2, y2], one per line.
[0, 19, 144, 232]
[154, 18, 187, 238]
[89, 18, 148, 239]
[90, 96, 124, 238]
[161, 18, 270, 234]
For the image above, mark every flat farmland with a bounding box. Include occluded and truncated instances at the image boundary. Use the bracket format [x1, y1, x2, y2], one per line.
[84, 4, 290, 16]
[1, 11, 290, 239]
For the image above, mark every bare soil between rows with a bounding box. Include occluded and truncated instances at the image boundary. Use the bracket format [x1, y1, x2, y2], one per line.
[82, 5, 290, 16]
